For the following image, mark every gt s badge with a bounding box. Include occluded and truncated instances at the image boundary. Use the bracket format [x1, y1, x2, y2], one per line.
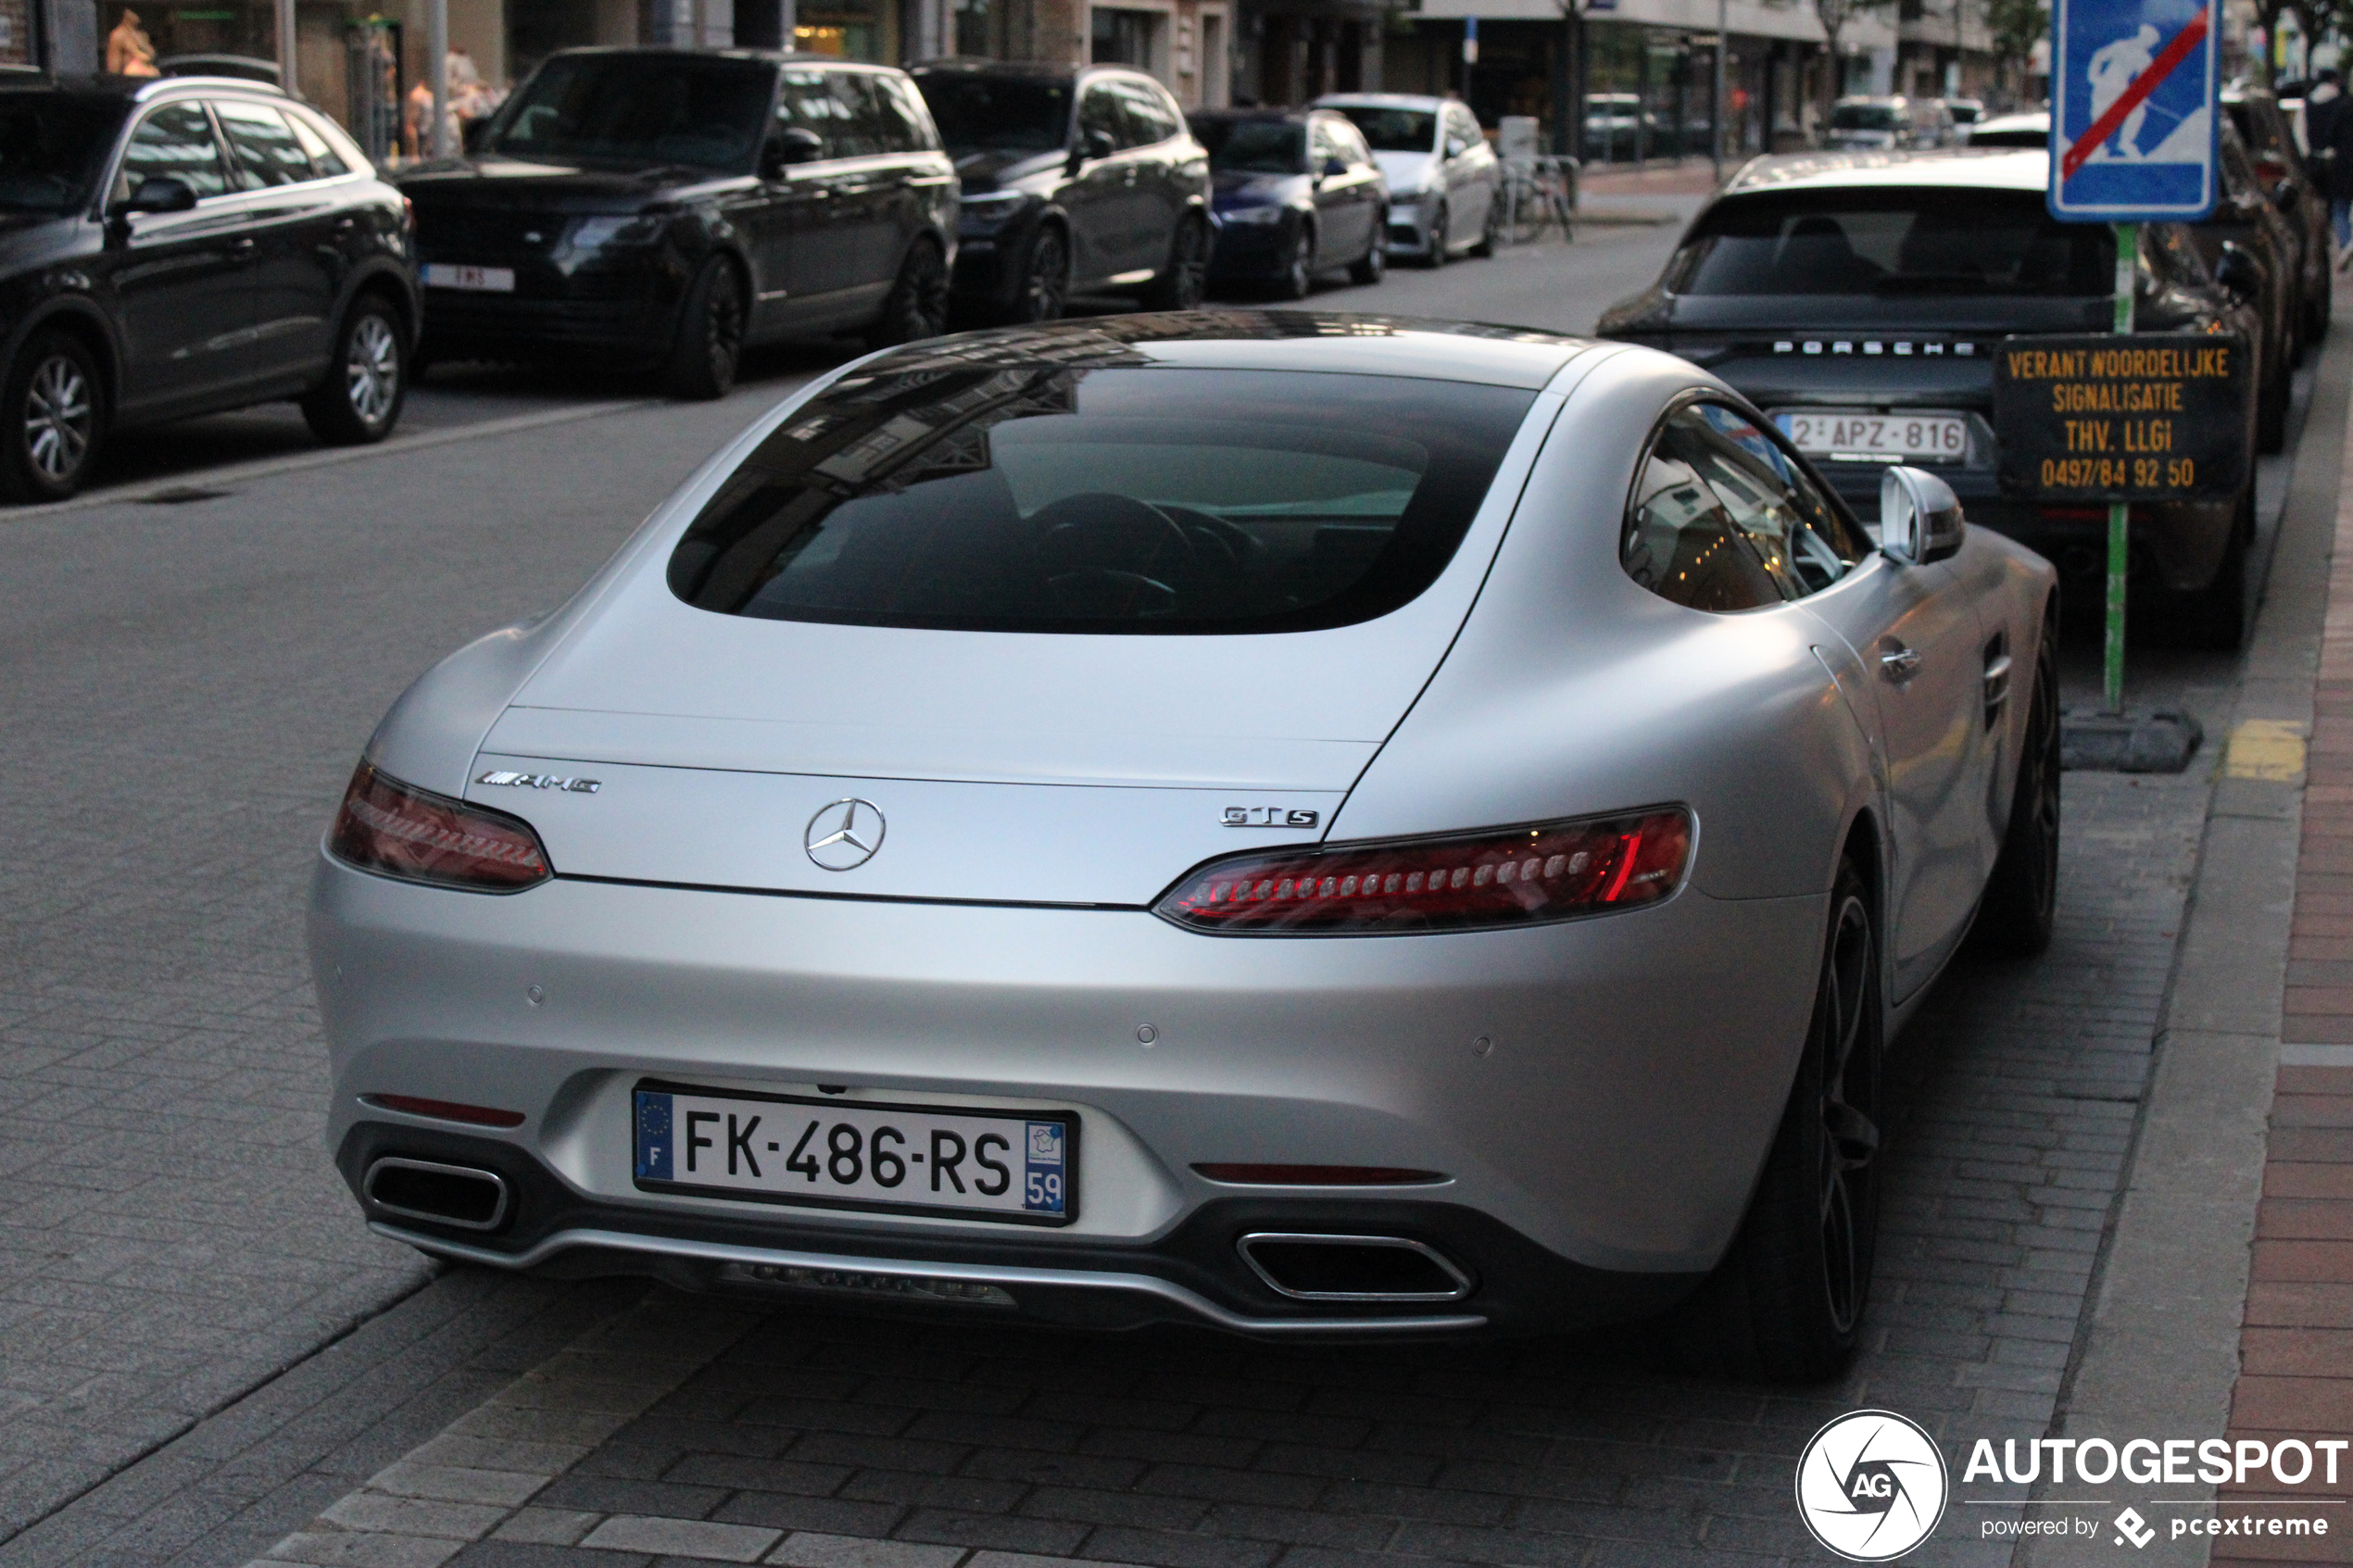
[478, 771, 601, 794]
[1224, 806, 1319, 828]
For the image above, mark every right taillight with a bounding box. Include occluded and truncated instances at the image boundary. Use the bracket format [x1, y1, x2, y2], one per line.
[327, 761, 552, 893]
[1153, 806, 1692, 935]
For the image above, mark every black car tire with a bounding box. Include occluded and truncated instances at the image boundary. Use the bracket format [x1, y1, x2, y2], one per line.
[1141, 215, 1208, 311]
[2257, 345, 2288, 453]
[1422, 203, 1449, 268]
[1972, 609, 2060, 958]
[1665, 858, 1882, 1382]
[664, 257, 745, 401]
[302, 294, 407, 446]
[2308, 273, 2333, 342]
[867, 238, 951, 348]
[1275, 224, 1314, 300]
[2171, 491, 2251, 651]
[1348, 216, 1386, 284]
[1469, 192, 1502, 257]
[0, 331, 103, 503]
[1008, 224, 1071, 323]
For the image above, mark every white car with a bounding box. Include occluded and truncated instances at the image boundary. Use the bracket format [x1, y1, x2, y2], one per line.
[311, 311, 2058, 1382]
[1314, 94, 1502, 265]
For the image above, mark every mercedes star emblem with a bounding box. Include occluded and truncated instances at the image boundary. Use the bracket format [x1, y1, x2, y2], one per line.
[804, 797, 886, 871]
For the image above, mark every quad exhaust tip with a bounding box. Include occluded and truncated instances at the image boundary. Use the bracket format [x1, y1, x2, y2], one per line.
[1237, 1232, 1473, 1302]
[364, 1157, 510, 1232]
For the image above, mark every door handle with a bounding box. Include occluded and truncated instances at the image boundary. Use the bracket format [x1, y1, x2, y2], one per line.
[230, 236, 257, 251]
[1879, 641, 1922, 683]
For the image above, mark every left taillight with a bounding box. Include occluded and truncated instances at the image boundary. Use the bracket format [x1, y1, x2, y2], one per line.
[327, 761, 552, 893]
[1153, 806, 1692, 936]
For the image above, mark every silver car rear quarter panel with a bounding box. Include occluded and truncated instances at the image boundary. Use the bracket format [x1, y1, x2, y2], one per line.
[312, 857, 1823, 1279]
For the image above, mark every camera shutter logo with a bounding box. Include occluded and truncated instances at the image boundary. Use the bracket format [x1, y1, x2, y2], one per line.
[1794, 1410, 1951, 1561]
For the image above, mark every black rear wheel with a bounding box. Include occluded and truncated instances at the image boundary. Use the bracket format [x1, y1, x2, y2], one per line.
[1422, 203, 1449, 268]
[1348, 218, 1387, 285]
[1666, 859, 1882, 1382]
[2257, 330, 2289, 452]
[302, 295, 406, 445]
[0, 332, 102, 502]
[2174, 493, 2251, 651]
[1469, 192, 1502, 257]
[1275, 224, 1314, 300]
[1142, 216, 1209, 311]
[867, 238, 951, 348]
[1008, 225, 1071, 323]
[663, 257, 745, 400]
[1973, 608, 2060, 957]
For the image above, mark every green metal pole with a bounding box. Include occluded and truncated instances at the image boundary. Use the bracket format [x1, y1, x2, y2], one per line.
[2107, 220, 2137, 716]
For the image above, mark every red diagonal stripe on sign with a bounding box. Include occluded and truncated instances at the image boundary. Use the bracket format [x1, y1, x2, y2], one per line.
[2060, 8, 2210, 181]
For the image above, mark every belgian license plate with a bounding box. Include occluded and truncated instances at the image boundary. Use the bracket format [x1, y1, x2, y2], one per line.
[632, 1081, 1076, 1224]
[422, 263, 515, 293]
[1775, 408, 1968, 461]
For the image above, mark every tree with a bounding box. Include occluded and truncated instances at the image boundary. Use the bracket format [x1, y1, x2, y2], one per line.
[1985, 0, 2045, 104]
[1816, 0, 1898, 122]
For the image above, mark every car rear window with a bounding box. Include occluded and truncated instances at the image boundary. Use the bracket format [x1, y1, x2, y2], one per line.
[916, 74, 1072, 152]
[1323, 106, 1434, 153]
[1670, 188, 2111, 296]
[1198, 118, 1303, 173]
[0, 94, 124, 212]
[667, 366, 1536, 634]
[1831, 103, 1902, 131]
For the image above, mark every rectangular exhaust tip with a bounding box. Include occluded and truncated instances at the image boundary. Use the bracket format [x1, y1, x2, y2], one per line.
[364, 1157, 510, 1232]
[1238, 1233, 1472, 1302]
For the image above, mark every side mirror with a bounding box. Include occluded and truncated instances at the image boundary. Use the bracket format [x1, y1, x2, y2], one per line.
[2271, 177, 2301, 210]
[116, 174, 195, 216]
[2215, 240, 2263, 299]
[763, 126, 824, 175]
[1068, 128, 1114, 170]
[1319, 157, 1347, 180]
[1444, 137, 1467, 159]
[460, 117, 492, 154]
[1881, 465, 1965, 564]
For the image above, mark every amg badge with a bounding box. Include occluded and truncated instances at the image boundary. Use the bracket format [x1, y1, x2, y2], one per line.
[477, 771, 601, 794]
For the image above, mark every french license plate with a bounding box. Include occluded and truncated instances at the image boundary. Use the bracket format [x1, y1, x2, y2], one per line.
[1775, 408, 1968, 461]
[632, 1081, 1076, 1225]
[422, 263, 515, 293]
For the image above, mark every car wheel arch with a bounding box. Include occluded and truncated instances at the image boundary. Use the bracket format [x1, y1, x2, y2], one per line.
[6, 302, 120, 422]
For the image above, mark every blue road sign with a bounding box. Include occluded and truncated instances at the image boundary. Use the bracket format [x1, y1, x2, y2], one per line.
[2047, 0, 2220, 221]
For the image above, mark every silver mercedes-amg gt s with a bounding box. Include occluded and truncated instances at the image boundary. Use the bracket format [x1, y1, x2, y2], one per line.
[310, 311, 2058, 1380]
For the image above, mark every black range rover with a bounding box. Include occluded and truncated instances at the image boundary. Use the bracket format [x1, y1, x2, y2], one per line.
[399, 49, 959, 397]
[1599, 148, 2268, 648]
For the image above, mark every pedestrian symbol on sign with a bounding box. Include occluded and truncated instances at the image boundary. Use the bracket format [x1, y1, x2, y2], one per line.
[2048, 0, 2219, 220]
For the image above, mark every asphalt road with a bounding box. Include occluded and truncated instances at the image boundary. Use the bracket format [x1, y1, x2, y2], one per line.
[0, 216, 2329, 1568]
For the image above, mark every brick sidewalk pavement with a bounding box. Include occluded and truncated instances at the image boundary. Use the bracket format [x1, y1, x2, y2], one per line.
[2216, 435, 2353, 1563]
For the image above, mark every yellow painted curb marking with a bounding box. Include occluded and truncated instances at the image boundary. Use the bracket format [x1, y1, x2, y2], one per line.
[2225, 719, 2309, 781]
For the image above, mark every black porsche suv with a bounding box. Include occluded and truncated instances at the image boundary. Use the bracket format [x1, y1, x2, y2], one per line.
[398, 49, 959, 397]
[912, 60, 1211, 323]
[1599, 148, 2268, 648]
[0, 74, 417, 501]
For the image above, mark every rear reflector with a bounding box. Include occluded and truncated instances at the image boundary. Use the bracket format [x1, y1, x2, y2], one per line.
[329, 761, 551, 893]
[365, 1094, 527, 1129]
[1154, 806, 1692, 935]
[1194, 1164, 1447, 1185]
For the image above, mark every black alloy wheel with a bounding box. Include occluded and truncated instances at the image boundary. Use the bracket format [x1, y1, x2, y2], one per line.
[1469, 191, 1503, 257]
[868, 239, 952, 348]
[1142, 216, 1209, 311]
[1973, 609, 2061, 955]
[303, 295, 406, 445]
[664, 257, 746, 400]
[1423, 202, 1449, 268]
[1667, 859, 1883, 1381]
[0, 332, 102, 502]
[1275, 223, 1315, 300]
[2171, 489, 2252, 651]
[1349, 216, 1387, 285]
[1010, 225, 1071, 323]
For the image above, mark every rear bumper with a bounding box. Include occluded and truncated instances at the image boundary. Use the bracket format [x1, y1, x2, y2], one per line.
[309, 856, 1825, 1336]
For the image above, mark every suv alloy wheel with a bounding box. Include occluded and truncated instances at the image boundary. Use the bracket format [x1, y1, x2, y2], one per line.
[1, 332, 102, 502]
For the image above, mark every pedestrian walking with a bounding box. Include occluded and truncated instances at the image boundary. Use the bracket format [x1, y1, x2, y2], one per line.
[2308, 69, 2346, 253]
